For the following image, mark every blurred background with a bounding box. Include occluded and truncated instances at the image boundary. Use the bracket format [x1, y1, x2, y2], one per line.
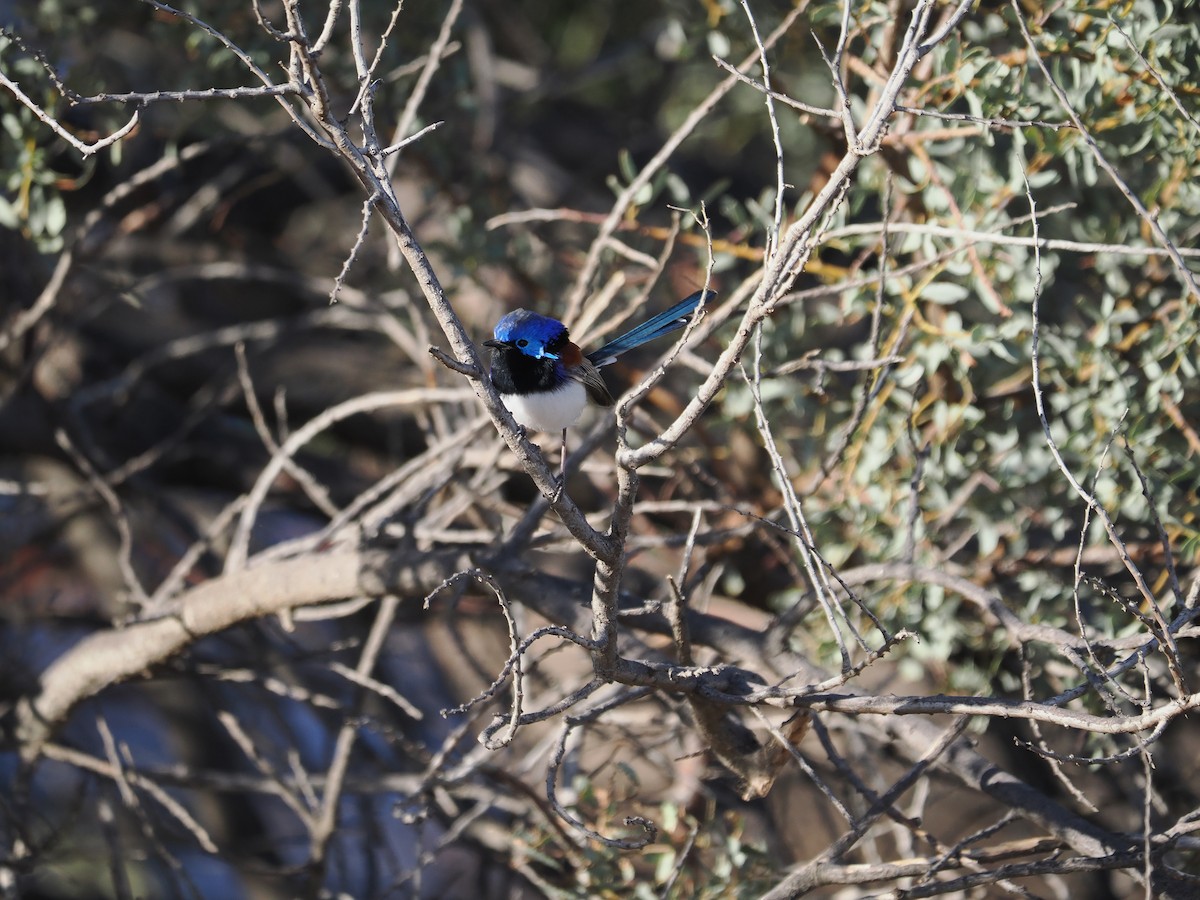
[2, 0, 1200, 896]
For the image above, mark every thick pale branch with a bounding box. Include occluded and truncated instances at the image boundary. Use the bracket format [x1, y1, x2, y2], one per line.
[15, 549, 465, 762]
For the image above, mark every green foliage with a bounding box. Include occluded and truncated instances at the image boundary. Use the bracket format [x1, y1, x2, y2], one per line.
[521, 793, 775, 899]
[0, 34, 72, 250]
[3, 0, 1198, 892]
[693, 0, 1200, 693]
[0, 105, 69, 250]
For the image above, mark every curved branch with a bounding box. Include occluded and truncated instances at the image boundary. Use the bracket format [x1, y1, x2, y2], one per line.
[16, 548, 466, 762]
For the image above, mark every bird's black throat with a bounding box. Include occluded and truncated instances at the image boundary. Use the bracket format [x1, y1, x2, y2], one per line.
[489, 346, 562, 395]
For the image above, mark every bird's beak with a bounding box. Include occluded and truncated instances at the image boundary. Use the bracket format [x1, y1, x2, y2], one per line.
[483, 338, 508, 350]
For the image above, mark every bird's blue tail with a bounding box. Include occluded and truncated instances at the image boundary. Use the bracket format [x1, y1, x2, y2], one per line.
[587, 289, 713, 367]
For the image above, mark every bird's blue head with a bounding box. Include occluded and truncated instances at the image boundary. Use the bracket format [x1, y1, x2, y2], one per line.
[490, 309, 569, 360]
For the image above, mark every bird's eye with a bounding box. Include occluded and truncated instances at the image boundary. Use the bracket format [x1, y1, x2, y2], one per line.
[517, 339, 528, 348]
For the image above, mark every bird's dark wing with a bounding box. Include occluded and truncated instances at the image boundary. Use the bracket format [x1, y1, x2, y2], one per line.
[557, 340, 614, 406]
[568, 358, 615, 407]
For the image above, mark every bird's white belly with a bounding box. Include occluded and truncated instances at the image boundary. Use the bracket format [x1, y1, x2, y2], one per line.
[500, 381, 587, 432]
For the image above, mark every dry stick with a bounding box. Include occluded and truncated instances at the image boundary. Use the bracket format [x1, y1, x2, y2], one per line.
[738, 0, 785, 257]
[924, 812, 1028, 889]
[568, 271, 629, 348]
[1139, 669, 1158, 898]
[470, 675, 605, 760]
[815, 0, 858, 148]
[712, 56, 839, 118]
[329, 190, 381, 304]
[281, 0, 332, 127]
[349, 0, 407, 113]
[1017, 719, 1172, 767]
[53, 428, 149, 609]
[381, 0, 464, 271]
[234, 343, 340, 520]
[1108, 16, 1200, 133]
[0, 66, 139, 154]
[308, 592, 403, 869]
[325, 663, 423, 719]
[218, 709, 316, 829]
[767, 853, 1146, 899]
[391, 0, 463, 162]
[840, 561, 1199, 704]
[562, 2, 811, 324]
[618, 0, 960, 474]
[304, 0, 337, 51]
[423, 569, 527, 749]
[745, 328, 857, 669]
[762, 716, 971, 900]
[441, 625, 596, 722]
[919, 0, 976, 52]
[143, 0, 334, 150]
[346, 0, 372, 87]
[95, 806, 138, 898]
[1123, 441, 1186, 606]
[895, 103, 1072, 130]
[0, 26, 73, 93]
[544, 687, 657, 849]
[42, 743, 218, 853]
[1022, 165, 1185, 690]
[602, 0, 965, 694]
[65, 747, 443, 798]
[144, 495, 247, 615]
[74, 85, 298, 104]
[1019, 648, 1101, 813]
[360, 421, 492, 531]
[781, 691, 1200, 733]
[0, 139, 216, 354]
[753, 710, 851, 817]
[96, 718, 198, 896]
[198, 664, 343, 711]
[1070, 426, 1146, 711]
[658, 819, 701, 899]
[224, 387, 474, 573]
[489, 208, 1200, 260]
[1011, 0, 1200, 304]
[826, 218, 1200, 258]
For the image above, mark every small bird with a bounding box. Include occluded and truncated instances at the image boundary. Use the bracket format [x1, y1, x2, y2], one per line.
[484, 289, 712, 437]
